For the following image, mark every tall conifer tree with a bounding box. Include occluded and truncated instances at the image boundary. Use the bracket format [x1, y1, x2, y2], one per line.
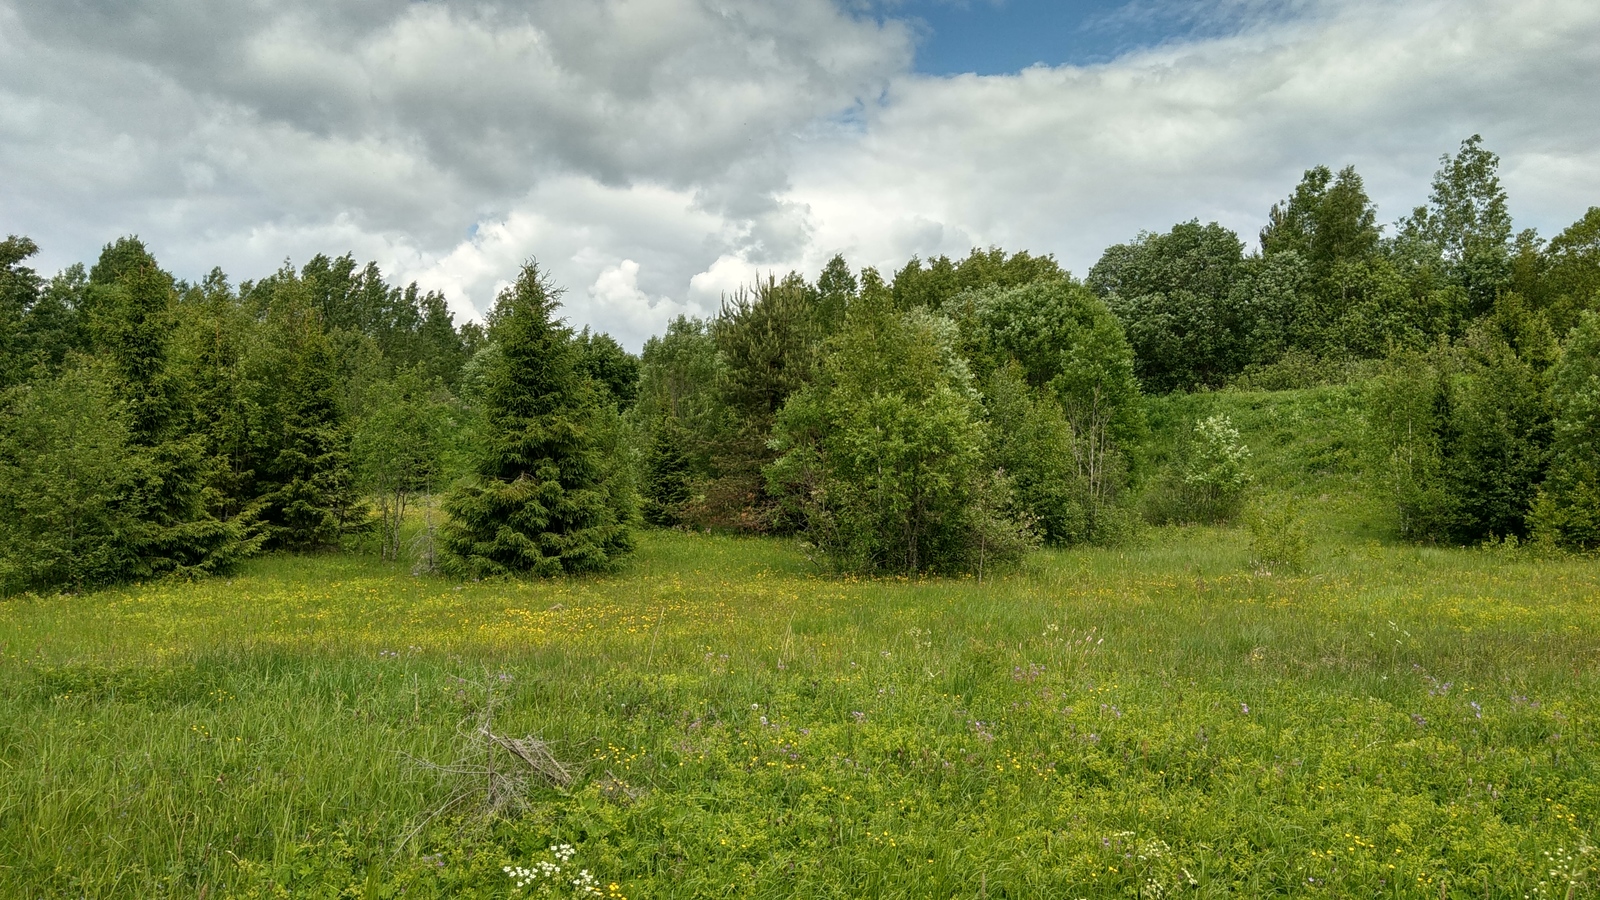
[83, 238, 242, 577]
[442, 262, 631, 576]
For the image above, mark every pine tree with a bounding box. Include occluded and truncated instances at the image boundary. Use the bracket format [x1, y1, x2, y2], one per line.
[441, 262, 632, 576]
[704, 273, 819, 530]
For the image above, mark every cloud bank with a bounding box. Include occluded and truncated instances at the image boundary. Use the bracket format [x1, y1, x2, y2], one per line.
[2, 0, 1597, 347]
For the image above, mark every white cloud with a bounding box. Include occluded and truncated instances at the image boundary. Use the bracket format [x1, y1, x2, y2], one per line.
[2, 0, 1599, 350]
[784, 0, 1600, 281]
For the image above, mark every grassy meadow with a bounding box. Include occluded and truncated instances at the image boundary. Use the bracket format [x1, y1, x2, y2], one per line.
[3, 386, 1599, 898]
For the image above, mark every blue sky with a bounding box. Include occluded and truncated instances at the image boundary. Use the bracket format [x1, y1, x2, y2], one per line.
[888, 0, 1263, 74]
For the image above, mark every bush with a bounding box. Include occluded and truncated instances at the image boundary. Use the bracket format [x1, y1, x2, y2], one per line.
[1368, 297, 1554, 543]
[1248, 495, 1311, 573]
[1142, 414, 1253, 525]
[768, 287, 1029, 575]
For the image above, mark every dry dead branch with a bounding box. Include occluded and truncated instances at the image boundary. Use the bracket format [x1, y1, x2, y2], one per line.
[397, 674, 581, 851]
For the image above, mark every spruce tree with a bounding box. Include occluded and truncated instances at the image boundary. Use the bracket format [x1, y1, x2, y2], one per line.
[81, 238, 242, 578]
[442, 262, 631, 576]
[250, 271, 366, 550]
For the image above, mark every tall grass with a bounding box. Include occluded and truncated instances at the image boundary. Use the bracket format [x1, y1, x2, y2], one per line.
[1, 387, 1597, 897]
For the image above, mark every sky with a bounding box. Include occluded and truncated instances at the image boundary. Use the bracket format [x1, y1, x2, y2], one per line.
[3, 0, 1598, 349]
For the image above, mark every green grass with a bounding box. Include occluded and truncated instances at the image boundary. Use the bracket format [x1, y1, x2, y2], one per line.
[3, 387, 1599, 898]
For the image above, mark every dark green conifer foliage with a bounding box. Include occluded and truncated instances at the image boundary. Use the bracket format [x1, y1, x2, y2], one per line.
[180, 269, 261, 525]
[442, 262, 631, 576]
[414, 290, 471, 387]
[81, 238, 243, 577]
[640, 419, 696, 526]
[705, 273, 819, 531]
[1371, 295, 1554, 543]
[258, 291, 366, 551]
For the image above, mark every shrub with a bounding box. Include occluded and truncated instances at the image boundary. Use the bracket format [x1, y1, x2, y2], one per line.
[768, 286, 1029, 575]
[1368, 296, 1554, 543]
[1248, 495, 1311, 573]
[1142, 414, 1253, 525]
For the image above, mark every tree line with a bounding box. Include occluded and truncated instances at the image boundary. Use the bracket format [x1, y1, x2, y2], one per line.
[2, 134, 1597, 593]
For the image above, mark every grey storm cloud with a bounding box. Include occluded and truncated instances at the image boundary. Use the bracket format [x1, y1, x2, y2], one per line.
[10, 0, 907, 190]
[3, 1, 908, 272]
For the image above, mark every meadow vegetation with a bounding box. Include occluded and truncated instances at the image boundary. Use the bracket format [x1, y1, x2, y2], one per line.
[3, 388, 1599, 898]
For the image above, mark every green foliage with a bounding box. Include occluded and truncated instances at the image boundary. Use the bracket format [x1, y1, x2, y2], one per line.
[0, 360, 136, 593]
[574, 327, 640, 410]
[442, 262, 632, 577]
[1143, 414, 1254, 525]
[79, 239, 245, 579]
[769, 286, 1023, 574]
[0, 235, 43, 390]
[1530, 312, 1600, 550]
[632, 316, 723, 527]
[175, 269, 263, 527]
[1533, 207, 1600, 333]
[250, 271, 368, 551]
[1255, 166, 1395, 363]
[1247, 494, 1311, 573]
[1260, 165, 1381, 277]
[982, 363, 1088, 544]
[814, 253, 857, 336]
[948, 277, 1144, 541]
[1088, 220, 1252, 392]
[292, 253, 472, 386]
[704, 273, 820, 531]
[1369, 296, 1555, 543]
[355, 369, 455, 561]
[639, 418, 697, 527]
[1398, 135, 1514, 315]
[891, 246, 1064, 312]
